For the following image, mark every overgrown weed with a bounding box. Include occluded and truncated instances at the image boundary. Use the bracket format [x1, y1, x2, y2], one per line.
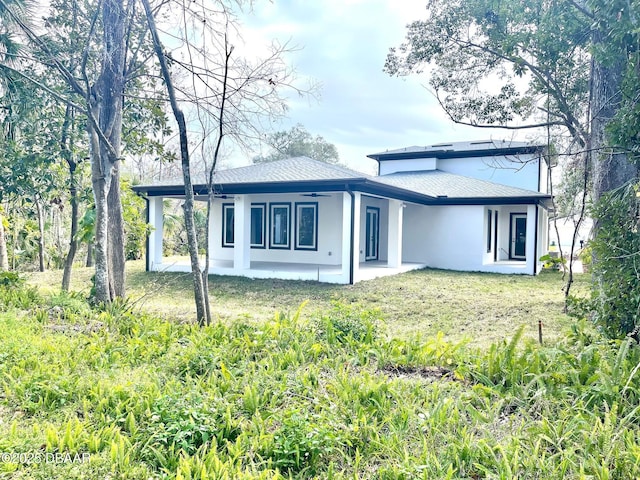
[0, 283, 639, 478]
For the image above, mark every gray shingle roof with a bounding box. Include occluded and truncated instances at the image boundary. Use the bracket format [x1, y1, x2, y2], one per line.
[212, 156, 366, 183]
[135, 156, 548, 202]
[374, 170, 547, 199]
[156, 157, 366, 186]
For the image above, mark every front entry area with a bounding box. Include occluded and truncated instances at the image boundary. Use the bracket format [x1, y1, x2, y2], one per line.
[510, 213, 527, 260]
[365, 206, 379, 261]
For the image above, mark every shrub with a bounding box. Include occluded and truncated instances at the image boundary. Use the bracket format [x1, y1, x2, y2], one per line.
[0, 272, 41, 309]
[314, 302, 381, 345]
[586, 183, 640, 338]
[0, 271, 24, 288]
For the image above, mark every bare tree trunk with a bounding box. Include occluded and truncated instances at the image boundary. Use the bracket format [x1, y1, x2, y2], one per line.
[90, 134, 112, 302]
[88, 0, 127, 304]
[142, 0, 208, 324]
[86, 243, 94, 267]
[108, 165, 126, 297]
[0, 211, 8, 271]
[35, 195, 46, 272]
[590, 33, 637, 202]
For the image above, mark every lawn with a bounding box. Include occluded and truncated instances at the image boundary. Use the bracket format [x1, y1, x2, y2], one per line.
[27, 260, 589, 348]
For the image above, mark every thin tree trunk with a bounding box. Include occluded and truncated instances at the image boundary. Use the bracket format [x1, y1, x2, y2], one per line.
[61, 106, 79, 291]
[86, 242, 94, 267]
[202, 34, 232, 325]
[62, 166, 79, 291]
[35, 195, 46, 272]
[142, 0, 208, 324]
[0, 211, 8, 271]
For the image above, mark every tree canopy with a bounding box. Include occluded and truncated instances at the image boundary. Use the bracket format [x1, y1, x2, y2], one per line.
[253, 124, 340, 164]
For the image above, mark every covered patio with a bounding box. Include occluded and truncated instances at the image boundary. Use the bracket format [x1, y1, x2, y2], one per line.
[151, 257, 427, 283]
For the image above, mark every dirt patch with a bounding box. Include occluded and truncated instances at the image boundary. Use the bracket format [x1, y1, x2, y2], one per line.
[381, 364, 454, 382]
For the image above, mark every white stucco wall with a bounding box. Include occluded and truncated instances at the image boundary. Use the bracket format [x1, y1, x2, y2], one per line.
[403, 203, 544, 274]
[402, 204, 486, 269]
[209, 193, 344, 266]
[379, 158, 437, 175]
[379, 154, 542, 192]
[539, 158, 550, 194]
[436, 155, 541, 191]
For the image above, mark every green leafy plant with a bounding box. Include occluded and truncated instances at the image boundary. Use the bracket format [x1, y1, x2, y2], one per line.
[539, 253, 567, 271]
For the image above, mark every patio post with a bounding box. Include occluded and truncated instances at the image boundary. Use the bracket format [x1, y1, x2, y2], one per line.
[148, 196, 164, 270]
[526, 204, 537, 274]
[233, 195, 251, 270]
[387, 199, 403, 268]
[207, 197, 216, 270]
[341, 191, 361, 284]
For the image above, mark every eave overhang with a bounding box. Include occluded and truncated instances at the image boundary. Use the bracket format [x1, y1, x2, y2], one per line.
[367, 145, 545, 162]
[133, 178, 552, 210]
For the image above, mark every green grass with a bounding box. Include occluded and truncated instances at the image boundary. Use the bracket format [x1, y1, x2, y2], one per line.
[1, 277, 639, 479]
[27, 260, 589, 347]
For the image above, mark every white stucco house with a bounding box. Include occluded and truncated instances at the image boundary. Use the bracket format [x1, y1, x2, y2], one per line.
[132, 140, 552, 284]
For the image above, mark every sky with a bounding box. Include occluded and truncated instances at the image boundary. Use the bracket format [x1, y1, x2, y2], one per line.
[238, 0, 512, 173]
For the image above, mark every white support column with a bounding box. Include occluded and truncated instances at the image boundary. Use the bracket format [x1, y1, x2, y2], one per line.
[526, 204, 537, 274]
[387, 199, 403, 268]
[341, 193, 351, 283]
[352, 192, 361, 283]
[148, 196, 164, 271]
[340, 191, 361, 284]
[233, 195, 251, 270]
[207, 198, 216, 273]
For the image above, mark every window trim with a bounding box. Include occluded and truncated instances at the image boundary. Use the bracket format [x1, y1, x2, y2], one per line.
[486, 209, 493, 253]
[269, 202, 291, 250]
[222, 203, 234, 248]
[365, 206, 380, 261]
[493, 210, 499, 262]
[250, 203, 267, 249]
[294, 202, 318, 251]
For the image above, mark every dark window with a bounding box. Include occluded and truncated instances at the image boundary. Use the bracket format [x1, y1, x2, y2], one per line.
[250, 204, 266, 248]
[295, 202, 318, 250]
[487, 209, 492, 253]
[270, 203, 291, 249]
[223, 203, 266, 248]
[222, 203, 234, 247]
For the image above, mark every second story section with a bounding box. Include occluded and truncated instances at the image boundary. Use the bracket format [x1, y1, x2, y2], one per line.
[367, 140, 549, 194]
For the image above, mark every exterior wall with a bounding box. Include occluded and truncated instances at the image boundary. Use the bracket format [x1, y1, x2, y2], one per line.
[539, 157, 550, 194]
[436, 155, 541, 191]
[403, 203, 544, 274]
[402, 204, 486, 269]
[209, 193, 344, 266]
[379, 154, 542, 192]
[379, 157, 437, 175]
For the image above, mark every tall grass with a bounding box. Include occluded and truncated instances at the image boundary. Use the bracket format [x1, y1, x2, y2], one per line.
[0, 281, 639, 478]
